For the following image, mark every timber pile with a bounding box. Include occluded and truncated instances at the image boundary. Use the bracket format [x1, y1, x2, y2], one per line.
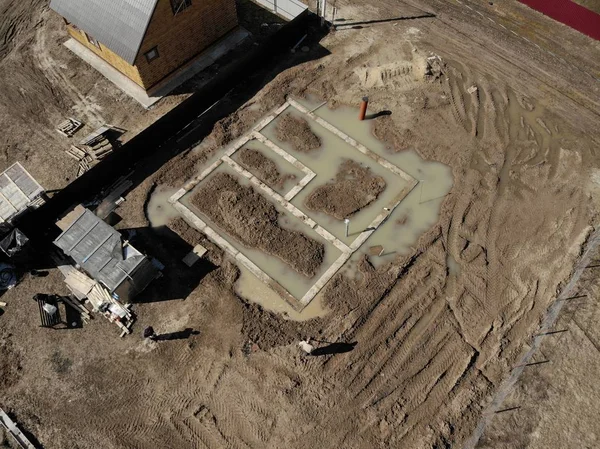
[64, 125, 126, 177]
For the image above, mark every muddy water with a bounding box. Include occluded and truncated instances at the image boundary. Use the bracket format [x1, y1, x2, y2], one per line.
[262, 107, 412, 247]
[277, 100, 454, 266]
[236, 265, 329, 321]
[180, 163, 343, 300]
[161, 99, 453, 319]
[231, 138, 305, 196]
[147, 185, 181, 227]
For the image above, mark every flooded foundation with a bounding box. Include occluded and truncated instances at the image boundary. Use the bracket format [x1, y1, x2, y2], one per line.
[166, 97, 454, 319]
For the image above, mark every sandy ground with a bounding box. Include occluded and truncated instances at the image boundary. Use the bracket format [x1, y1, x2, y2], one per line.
[477, 241, 600, 449]
[1, 0, 600, 448]
[275, 113, 322, 152]
[305, 159, 387, 219]
[238, 147, 296, 188]
[0, 0, 263, 191]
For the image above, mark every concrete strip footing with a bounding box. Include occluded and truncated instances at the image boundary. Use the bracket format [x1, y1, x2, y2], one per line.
[170, 98, 421, 311]
[288, 98, 417, 185]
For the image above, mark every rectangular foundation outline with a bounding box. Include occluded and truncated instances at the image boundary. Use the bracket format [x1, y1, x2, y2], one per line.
[169, 99, 420, 310]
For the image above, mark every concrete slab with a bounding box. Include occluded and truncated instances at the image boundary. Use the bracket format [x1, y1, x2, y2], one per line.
[64, 27, 249, 109]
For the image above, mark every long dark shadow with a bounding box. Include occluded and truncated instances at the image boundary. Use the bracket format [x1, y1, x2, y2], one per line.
[495, 406, 521, 414]
[310, 342, 357, 356]
[335, 14, 436, 28]
[536, 329, 568, 336]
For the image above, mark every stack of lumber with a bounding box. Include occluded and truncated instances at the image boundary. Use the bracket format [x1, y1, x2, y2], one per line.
[64, 125, 126, 177]
[58, 264, 134, 336]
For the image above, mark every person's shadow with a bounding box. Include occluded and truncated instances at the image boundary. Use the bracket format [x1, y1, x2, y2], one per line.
[154, 328, 199, 341]
[310, 342, 357, 356]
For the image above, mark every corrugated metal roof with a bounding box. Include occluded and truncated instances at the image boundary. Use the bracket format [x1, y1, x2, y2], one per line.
[50, 0, 159, 64]
[54, 208, 148, 292]
[0, 163, 44, 223]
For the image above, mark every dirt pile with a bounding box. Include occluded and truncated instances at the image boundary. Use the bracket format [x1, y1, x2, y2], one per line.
[305, 160, 386, 219]
[275, 113, 321, 152]
[238, 148, 296, 188]
[191, 172, 324, 277]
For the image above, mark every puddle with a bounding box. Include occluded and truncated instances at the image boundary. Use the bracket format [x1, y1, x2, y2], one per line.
[274, 100, 454, 266]
[236, 265, 329, 321]
[447, 253, 461, 276]
[147, 186, 181, 227]
[231, 138, 305, 196]
[180, 163, 343, 300]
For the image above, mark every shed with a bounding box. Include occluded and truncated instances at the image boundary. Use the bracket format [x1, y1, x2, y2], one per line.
[0, 162, 44, 225]
[54, 208, 159, 302]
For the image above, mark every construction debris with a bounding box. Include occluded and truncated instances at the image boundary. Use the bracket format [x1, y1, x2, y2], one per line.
[0, 263, 17, 290]
[0, 408, 37, 449]
[299, 339, 314, 354]
[425, 55, 444, 79]
[56, 117, 83, 137]
[66, 125, 126, 177]
[182, 244, 208, 267]
[0, 228, 29, 257]
[58, 265, 133, 335]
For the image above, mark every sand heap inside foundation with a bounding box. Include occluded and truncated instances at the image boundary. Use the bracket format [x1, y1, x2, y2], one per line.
[305, 160, 387, 219]
[191, 172, 324, 277]
[275, 113, 321, 152]
[238, 148, 296, 189]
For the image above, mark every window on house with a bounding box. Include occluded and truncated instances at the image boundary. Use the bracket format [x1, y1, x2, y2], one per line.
[171, 0, 192, 14]
[145, 47, 160, 62]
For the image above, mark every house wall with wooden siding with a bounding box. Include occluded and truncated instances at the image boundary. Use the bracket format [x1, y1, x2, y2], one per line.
[134, 0, 239, 89]
[66, 25, 145, 87]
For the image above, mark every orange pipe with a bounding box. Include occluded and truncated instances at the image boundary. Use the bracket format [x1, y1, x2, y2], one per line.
[359, 96, 369, 120]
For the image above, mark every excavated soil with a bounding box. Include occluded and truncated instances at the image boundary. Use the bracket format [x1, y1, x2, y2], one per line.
[275, 113, 322, 152]
[305, 159, 386, 219]
[191, 172, 324, 277]
[238, 147, 296, 188]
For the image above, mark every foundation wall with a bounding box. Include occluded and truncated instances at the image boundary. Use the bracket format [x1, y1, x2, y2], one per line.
[67, 25, 145, 87]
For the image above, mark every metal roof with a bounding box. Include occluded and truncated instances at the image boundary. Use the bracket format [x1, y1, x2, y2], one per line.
[54, 208, 148, 292]
[0, 163, 44, 223]
[49, 0, 159, 64]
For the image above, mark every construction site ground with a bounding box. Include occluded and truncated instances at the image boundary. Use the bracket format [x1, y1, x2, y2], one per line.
[1, 0, 600, 448]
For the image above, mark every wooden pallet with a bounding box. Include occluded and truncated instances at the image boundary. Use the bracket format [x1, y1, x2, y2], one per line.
[65, 145, 86, 161]
[56, 117, 83, 138]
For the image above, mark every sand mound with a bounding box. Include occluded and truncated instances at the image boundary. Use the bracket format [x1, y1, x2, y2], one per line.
[192, 172, 324, 277]
[275, 113, 321, 152]
[305, 160, 386, 219]
[238, 148, 296, 189]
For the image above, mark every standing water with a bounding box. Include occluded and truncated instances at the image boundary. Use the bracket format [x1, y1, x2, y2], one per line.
[269, 99, 454, 267]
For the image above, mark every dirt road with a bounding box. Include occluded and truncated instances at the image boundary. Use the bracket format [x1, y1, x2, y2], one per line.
[1, 0, 600, 448]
